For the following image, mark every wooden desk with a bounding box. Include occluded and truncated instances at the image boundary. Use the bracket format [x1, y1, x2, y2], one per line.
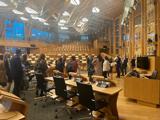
[0, 90, 28, 119]
[0, 111, 25, 120]
[65, 80, 122, 120]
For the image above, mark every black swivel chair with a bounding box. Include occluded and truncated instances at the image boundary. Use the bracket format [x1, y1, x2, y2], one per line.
[146, 70, 158, 79]
[53, 76, 76, 119]
[76, 81, 107, 119]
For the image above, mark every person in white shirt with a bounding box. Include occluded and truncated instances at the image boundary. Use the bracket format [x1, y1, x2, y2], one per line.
[103, 56, 110, 78]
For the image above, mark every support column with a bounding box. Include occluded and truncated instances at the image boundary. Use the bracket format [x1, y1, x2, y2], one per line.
[119, 16, 123, 56]
[113, 20, 116, 55]
[155, 0, 160, 56]
[141, 0, 147, 55]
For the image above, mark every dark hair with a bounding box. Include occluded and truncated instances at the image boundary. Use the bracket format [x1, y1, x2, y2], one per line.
[104, 56, 108, 60]
[22, 54, 27, 61]
[71, 56, 76, 61]
[39, 54, 45, 60]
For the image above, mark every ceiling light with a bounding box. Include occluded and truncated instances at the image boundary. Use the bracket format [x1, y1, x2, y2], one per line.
[25, 7, 38, 14]
[12, 9, 24, 15]
[92, 7, 100, 13]
[59, 19, 67, 24]
[0, 1, 8, 7]
[44, 22, 49, 26]
[82, 18, 88, 22]
[38, 17, 46, 22]
[77, 21, 84, 27]
[58, 22, 64, 26]
[62, 11, 70, 16]
[31, 15, 38, 20]
[70, 0, 80, 6]
[60, 26, 68, 30]
[20, 17, 28, 21]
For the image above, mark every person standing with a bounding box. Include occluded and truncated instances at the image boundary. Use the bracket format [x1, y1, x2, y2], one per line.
[115, 55, 122, 78]
[87, 55, 95, 81]
[35, 54, 48, 96]
[103, 56, 110, 78]
[0, 55, 8, 90]
[93, 55, 103, 76]
[121, 56, 128, 76]
[131, 57, 136, 69]
[3, 53, 12, 91]
[10, 49, 23, 97]
[55, 57, 65, 73]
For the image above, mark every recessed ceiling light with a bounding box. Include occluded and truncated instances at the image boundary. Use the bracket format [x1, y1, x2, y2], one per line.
[0, 1, 8, 7]
[92, 7, 100, 13]
[12, 9, 24, 15]
[70, 0, 80, 6]
[44, 22, 49, 26]
[58, 22, 64, 26]
[25, 7, 38, 14]
[20, 17, 28, 21]
[59, 19, 67, 24]
[60, 26, 68, 30]
[82, 18, 88, 22]
[62, 11, 70, 16]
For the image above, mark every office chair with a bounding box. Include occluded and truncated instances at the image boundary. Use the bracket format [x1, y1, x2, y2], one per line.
[34, 73, 55, 107]
[53, 76, 76, 119]
[76, 81, 107, 120]
[147, 70, 158, 79]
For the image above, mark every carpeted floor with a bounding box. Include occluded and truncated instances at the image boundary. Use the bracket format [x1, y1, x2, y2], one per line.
[24, 90, 94, 120]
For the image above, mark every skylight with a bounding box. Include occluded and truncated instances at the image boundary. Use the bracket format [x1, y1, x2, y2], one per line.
[58, 22, 64, 26]
[20, 17, 28, 21]
[12, 9, 24, 15]
[62, 11, 70, 16]
[0, 1, 8, 7]
[59, 19, 67, 24]
[60, 26, 68, 30]
[92, 7, 100, 13]
[82, 18, 88, 22]
[44, 22, 49, 26]
[70, 0, 80, 6]
[25, 7, 38, 14]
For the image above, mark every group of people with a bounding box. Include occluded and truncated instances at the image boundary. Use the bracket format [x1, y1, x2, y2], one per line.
[0, 49, 134, 98]
[87, 54, 129, 79]
[0, 49, 31, 97]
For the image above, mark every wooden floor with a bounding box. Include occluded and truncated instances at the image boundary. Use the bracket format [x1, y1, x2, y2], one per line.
[115, 77, 160, 120]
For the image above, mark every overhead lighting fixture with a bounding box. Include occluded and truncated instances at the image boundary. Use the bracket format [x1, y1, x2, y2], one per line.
[60, 26, 68, 30]
[38, 17, 46, 22]
[59, 19, 67, 24]
[0, 1, 8, 7]
[12, 9, 24, 15]
[58, 22, 64, 26]
[82, 18, 88, 22]
[77, 22, 83, 27]
[92, 7, 100, 13]
[44, 22, 49, 26]
[25, 7, 38, 14]
[31, 15, 38, 20]
[70, 0, 80, 6]
[62, 11, 70, 16]
[20, 17, 28, 21]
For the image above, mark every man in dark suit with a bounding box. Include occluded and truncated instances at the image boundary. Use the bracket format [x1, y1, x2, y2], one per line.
[4, 53, 12, 91]
[10, 49, 23, 97]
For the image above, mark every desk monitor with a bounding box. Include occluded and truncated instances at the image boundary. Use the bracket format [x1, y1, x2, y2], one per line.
[137, 57, 150, 69]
